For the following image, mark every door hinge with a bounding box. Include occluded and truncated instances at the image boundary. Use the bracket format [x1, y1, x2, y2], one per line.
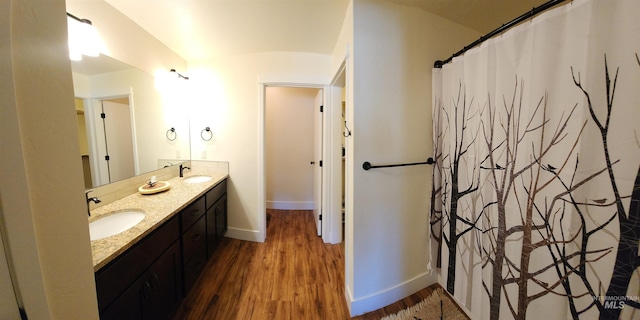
[319, 160, 323, 167]
[319, 214, 322, 221]
[105, 155, 110, 161]
[101, 112, 106, 119]
[320, 105, 323, 112]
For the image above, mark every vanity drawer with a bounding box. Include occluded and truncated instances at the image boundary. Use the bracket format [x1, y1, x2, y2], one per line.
[183, 245, 207, 295]
[182, 215, 206, 261]
[180, 196, 205, 232]
[205, 179, 227, 209]
[95, 216, 179, 312]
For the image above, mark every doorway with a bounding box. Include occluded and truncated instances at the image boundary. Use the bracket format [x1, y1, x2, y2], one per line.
[82, 94, 136, 187]
[258, 74, 346, 244]
[264, 86, 323, 236]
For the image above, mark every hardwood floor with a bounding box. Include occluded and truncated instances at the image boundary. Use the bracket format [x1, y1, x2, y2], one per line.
[172, 209, 442, 320]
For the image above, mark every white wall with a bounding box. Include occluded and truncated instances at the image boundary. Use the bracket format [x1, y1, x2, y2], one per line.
[345, 0, 481, 315]
[1, 0, 99, 318]
[265, 87, 318, 210]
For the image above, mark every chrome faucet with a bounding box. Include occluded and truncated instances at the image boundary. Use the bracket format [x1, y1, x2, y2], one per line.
[179, 164, 191, 177]
[85, 190, 101, 216]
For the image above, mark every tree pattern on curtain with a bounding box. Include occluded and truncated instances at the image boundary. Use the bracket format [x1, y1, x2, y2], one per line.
[430, 1, 640, 319]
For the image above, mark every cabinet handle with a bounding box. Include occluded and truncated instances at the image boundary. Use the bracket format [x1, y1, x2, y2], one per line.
[192, 233, 202, 242]
[190, 209, 200, 217]
[142, 281, 152, 300]
[150, 273, 160, 291]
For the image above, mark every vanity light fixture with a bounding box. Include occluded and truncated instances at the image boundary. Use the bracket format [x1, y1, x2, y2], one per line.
[170, 69, 189, 80]
[67, 12, 100, 61]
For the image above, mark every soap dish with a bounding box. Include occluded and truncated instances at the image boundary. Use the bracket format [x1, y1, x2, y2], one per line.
[138, 181, 171, 195]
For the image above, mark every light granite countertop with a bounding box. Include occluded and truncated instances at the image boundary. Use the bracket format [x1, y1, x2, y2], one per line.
[89, 171, 228, 271]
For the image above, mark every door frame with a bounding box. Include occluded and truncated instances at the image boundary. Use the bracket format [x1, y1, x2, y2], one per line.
[257, 75, 339, 243]
[325, 61, 347, 244]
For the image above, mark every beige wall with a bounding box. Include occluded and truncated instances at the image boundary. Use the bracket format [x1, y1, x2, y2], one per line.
[1, 0, 99, 318]
[265, 87, 318, 210]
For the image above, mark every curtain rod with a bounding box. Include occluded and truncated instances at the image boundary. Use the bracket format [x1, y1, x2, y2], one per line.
[434, 0, 568, 68]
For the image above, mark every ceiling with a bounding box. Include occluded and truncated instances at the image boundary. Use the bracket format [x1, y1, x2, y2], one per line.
[101, 0, 550, 62]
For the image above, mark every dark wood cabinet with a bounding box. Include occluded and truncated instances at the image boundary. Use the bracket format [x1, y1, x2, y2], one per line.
[96, 178, 227, 320]
[181, 213, 207, 294]
[182, 178, 227, 293]
[96, 218, 181, 320]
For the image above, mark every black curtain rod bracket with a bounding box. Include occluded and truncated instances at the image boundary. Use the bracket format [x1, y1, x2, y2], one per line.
[434, 0, 567, 68]
[363, 158, 434, 171]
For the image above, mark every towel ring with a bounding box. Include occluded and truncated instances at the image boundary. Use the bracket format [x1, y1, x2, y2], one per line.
[201, 127, 213, 141]
[166, 127, 177, 141]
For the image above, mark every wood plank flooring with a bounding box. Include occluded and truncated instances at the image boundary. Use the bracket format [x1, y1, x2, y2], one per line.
[172, 209, 443, 320]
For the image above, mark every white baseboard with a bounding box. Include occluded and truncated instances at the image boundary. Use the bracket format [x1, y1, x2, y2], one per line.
[347, 271, 438, 317]
[266, 201, 314, 210]
[224, 227, 264, 242]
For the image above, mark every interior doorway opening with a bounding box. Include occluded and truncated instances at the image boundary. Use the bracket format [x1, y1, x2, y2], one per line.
[258, 71, 347, 244]
[264, 86, 324, 237]
[81, 93, 137, 187]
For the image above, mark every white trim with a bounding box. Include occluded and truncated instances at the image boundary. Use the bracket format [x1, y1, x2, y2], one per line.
[224, 227, 263, 242]
[266, 201, 315, 210]
[324, 60, 347, 244]
[257, 74, 330, 86]
[257, 84, 267, 243]
[347, 271, 438, 317]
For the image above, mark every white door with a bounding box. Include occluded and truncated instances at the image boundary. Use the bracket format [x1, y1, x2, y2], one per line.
[102, 99, 135, 183]
[313, 90, 323, 236]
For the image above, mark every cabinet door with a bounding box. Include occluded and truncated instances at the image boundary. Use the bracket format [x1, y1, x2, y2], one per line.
[206, 204, 217, 257]
[96, 217, 179, 312]
[142, 241, 183, 320]
[100, 277, 144, 320]
[206, 194, 227, 257]
[215, 194, 227, 241]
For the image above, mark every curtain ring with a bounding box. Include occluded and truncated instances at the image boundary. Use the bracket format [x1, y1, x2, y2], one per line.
[201, 127, 213, 141]
[166, 127, 177, 141]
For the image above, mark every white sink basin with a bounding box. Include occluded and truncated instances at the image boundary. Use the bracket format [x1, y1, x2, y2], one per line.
[183, 175, 212, 184]
[89, 211, 145, 241]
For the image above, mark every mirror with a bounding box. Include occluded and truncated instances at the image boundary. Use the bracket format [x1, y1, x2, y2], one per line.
[72, 54, 190, 188]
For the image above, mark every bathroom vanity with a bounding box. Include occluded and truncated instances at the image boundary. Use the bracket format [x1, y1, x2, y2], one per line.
[90, 174, 227, 320]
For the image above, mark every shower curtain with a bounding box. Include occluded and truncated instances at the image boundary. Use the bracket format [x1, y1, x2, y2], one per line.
[430, 1, 640, 319]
